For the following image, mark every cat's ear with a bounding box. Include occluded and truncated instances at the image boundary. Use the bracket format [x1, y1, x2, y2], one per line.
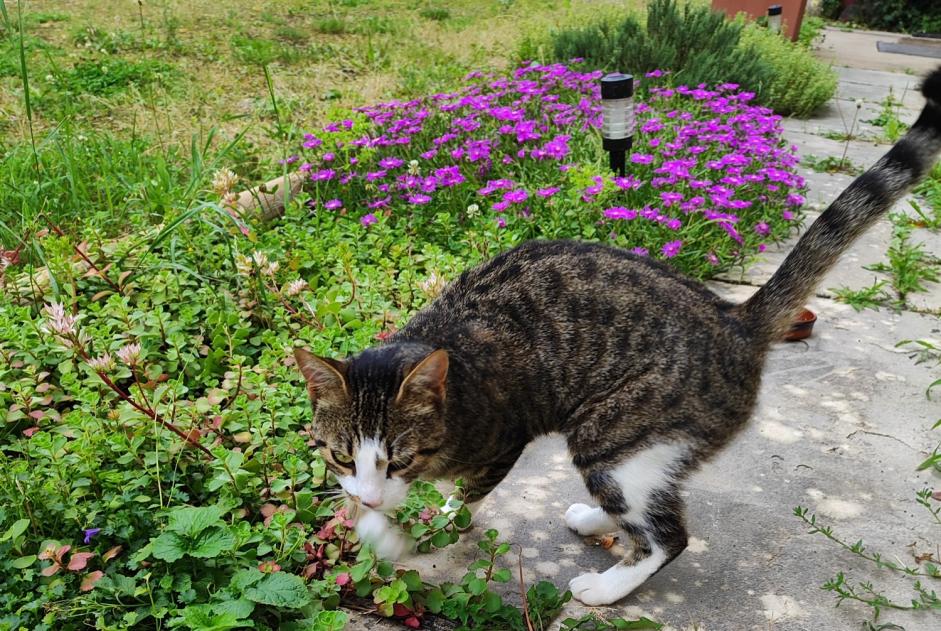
[396, 349, 449, 408]
[293, 348, 348, 404]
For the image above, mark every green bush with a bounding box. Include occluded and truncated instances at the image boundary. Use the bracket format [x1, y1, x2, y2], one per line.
[533, 0, 773, 99]
[741, 24, 837, 118]
[527, 0, 836, 117]
[852, 0, 941, 35]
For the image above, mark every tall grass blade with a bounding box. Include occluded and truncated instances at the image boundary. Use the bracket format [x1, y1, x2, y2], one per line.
[15, 0, 38, 171]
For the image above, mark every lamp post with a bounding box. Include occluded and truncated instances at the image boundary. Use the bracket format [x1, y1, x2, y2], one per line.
[767, 5, 782, 34]
[600, 73, 634, 177]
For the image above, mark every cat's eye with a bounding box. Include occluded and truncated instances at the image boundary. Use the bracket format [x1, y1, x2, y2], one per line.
[332, 451, 355, 466]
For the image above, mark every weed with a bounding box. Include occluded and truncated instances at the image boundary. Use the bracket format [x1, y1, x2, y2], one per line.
[865, 217, 940, 304]
[419, 5, 452, 22]
[52, 58, 173, 96]
[275, 24, 309, 45]
[803, 154, 863, 175]
[315, 16, 349, 35]
[865, 89, 910, 144]
[832, 281, 891, 311]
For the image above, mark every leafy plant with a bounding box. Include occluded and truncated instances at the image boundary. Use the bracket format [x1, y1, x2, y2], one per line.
[739, 22, 837, 118]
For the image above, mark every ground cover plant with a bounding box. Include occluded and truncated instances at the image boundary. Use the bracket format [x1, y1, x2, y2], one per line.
[0, 56, 806, 629]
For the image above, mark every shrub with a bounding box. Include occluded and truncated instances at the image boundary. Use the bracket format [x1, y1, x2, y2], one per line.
[530, 0, 836, 117]
[851, 0, 941, 35]
[740, 24, 837, 118]
[535, 0, 774, 102]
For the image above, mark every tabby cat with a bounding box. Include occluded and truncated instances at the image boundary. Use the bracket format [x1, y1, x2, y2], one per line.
[294, 67, 941, 606]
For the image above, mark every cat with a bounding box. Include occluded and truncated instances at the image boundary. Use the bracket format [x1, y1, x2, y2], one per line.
[293, 67, 941, 606]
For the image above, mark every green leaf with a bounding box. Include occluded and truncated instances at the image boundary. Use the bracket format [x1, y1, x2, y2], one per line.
[431, 530, 451, 548]
[376, 560, 394, 578]
[243, 572, 310, 609]
[401, 570, 422, 592]
[11, 554, 36, 569]
[483, 590, 503, 613]
[189, 527, 236, 558]
[181, 604, 251, 630]
[467, 577, 488, 595]
[491, 568, 512, 583]
[309, 610, 348, 631]
[168, 505, 226, 537]
[211, 598, 255, 619]
[151, 532, 188, 562]
[0, 518, 30, 543]
[230, 568, 265, 591]
[424, 588, 445, 614]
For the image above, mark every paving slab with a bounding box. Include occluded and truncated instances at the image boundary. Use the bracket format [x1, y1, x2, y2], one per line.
[815, 27, 940, 76]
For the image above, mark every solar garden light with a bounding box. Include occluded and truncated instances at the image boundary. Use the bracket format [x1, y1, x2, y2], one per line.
[767, 5, 783, 34]
[600, 72, 634, 177]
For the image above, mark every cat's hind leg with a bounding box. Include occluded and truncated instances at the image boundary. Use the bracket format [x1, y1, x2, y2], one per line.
[568, 443, 689, 606]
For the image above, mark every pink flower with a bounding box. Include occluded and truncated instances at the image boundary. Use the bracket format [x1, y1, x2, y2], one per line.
[661, 240, 683, 258]
[360, 213, 378, 226]
[335, 572, 351, 586]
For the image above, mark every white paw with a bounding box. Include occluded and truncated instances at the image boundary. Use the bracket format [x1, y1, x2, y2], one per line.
[569, 572, 618, 606]
[356, 510, 412, 561]
[565, 503, 616, 536]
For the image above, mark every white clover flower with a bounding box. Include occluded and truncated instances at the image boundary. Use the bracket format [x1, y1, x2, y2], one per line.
[235, 254, 253, 277]
[116, 343, 142, 366]
[284, 279, 308, 296]
[419, 272, 447, 299]
[42, 302, 79, 337]
[86, 353, 115, 373]
[212, 168, 240, 196]
[408, 159, 420, 175]
[466, 203, 480, 218]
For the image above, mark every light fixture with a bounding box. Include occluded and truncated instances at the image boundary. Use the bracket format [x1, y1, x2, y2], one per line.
[767, 5, 783, 34]
[600, 73, 634, 177]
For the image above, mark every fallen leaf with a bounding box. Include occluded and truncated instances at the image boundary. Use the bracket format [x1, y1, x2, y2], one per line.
[80, 570, 104, 592]
[67, 552, 95, 571]
[102, 546, 123, 562]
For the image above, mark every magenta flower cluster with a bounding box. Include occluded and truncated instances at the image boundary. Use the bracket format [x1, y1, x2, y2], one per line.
[296, 63, 805, 268]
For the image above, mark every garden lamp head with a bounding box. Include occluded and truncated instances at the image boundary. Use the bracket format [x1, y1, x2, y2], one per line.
[600, 73, 634, 177]
[767, 5, 782, 34]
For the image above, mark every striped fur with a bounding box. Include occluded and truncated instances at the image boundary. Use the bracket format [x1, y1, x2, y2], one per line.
[295, 66, 941, 605]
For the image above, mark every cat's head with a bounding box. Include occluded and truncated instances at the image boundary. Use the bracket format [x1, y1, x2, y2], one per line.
[293, 343, 449, 512]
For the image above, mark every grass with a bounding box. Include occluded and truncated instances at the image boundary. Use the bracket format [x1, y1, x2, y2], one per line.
[0, 0, 638, 153]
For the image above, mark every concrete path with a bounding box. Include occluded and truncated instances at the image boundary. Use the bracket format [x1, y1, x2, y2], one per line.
[354, 45, 941, 631]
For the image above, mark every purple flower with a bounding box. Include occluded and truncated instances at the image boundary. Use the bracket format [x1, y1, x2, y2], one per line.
[630, 247, 649, 257]
[360, 213, 378, 226]
[661, 240, 683, 258]
[603, 206, 638, 221]
[630, 153, 654, 165]
[503, 189, 529, 204]
[660, 191, 683, 207]
[786, 193, 805, 207]
[407, 193, 432, 205]
[754, 222, 771, 236]
[324, 199, 343, 211]
[302, 134, 322, 149]
[496, 217, 507, 228]
[537, 186, 560, 198]
[83, 528, 101, 544]
[379, 157, 404, 169]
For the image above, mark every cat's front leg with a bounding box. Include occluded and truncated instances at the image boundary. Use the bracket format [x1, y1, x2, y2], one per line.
[355, 509, 412, 561]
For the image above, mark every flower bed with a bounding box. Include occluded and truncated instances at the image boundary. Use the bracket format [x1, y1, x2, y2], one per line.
[297, 63, 805, 278]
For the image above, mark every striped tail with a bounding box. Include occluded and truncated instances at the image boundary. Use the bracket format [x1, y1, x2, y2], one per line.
[738, 66, 941, 340]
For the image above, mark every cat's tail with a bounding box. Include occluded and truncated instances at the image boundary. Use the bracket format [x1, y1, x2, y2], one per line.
[737, 66, 941, 341]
